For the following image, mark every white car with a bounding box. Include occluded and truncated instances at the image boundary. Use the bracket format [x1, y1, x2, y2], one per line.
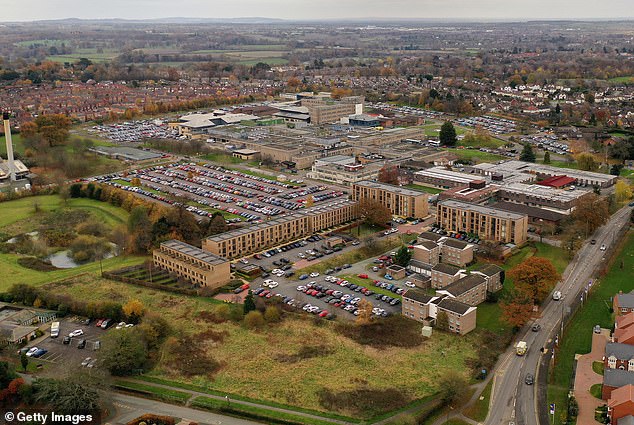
[115, 322, 127, 330]
[310, 272, 320, 278]
[263, 279, 274, 286]
[296, 286, 307, 291]
[81, 357, 92, 367]
[26, 347, 39, 357]
[271, 269, 282, 274]
[239, 259, 249, 264]
[268, 281, 279, 289]
[303, 304, 313, 311]
[405, 281, 416, 288]
[600, 244, 606, 251]
[125, 324, 134, 328]
[69, 329, 84, 338]
[298, 253, 306, 259]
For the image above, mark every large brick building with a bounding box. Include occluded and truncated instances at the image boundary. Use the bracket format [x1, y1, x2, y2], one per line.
[440, 238, 474, 267]
[401, 289, 477, 335]
[153, 240, 230, 288]
[203, 200, 358, 258]
[436, 275, 488, 306]
[437, 200, 528, 244]
[352, 180, 429, 219]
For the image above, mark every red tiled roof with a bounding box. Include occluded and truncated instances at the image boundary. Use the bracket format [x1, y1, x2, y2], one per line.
[537, 175, 576, 188]
[609, 384, 634, 407]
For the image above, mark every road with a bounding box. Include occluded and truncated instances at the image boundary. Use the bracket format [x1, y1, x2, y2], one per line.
[485, 205, 632, 425]
[109, 393, 259, 425]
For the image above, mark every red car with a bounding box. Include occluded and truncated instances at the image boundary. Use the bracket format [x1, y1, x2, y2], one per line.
[319, 310, 329, 318]
[259, 290, 270, 297]
[240, 283, 250, 290]
[95, 319, 104, 327]
[265, 293, 273, 299]
[357, 274, 369, 279]
[326, 289, 334, 295]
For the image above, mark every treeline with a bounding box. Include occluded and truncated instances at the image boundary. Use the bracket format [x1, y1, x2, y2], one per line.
[69, 182, 229, 253]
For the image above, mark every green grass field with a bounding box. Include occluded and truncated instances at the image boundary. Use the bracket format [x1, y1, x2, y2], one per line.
[0, 133, 25, 156]
[405, 184, 444, 195]
[548, 230, 634, 425]
[608, 76, 634, 84]
[0, 195, 145, 291]
[444, 148, 506, 163]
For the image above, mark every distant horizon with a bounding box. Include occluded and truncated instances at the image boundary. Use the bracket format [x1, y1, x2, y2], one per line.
[3, 16, 634, 25]
[1, 0, 633, 22]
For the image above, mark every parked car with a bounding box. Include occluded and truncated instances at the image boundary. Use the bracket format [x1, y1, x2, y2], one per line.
[77, 339, 87, 349]
[69, 329, 84, 338]
[594, 325, 601, 334]
[62, 336, 71, 345]
[31, 348, 48, 358]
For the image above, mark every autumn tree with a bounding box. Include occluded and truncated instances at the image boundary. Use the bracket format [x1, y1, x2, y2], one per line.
[508, 257, 560, 303]
[571, 193, 609, 237]
[576, 153, 599, 172]
[305, 195, 315, 208]
[21, 114, 72, 147]
[378, 165, 400, 185]
[357, 198, 392, 228]
[439, 121, 457, 147]
[500, 287, 534, 328]
[206, 212, 228, 236]
[615, 180, 633, 203]
[355, 299, 374, 325]
[123, 299, 145, 323]
[264, 306, 281, 323]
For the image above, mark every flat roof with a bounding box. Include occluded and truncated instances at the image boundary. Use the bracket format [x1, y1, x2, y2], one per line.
[474, 160, 617, 184]
[161, 239, 227, 265]
[500, 182, 589, 202]
[415, 167, 480, 184]
[438, 200, 527, 221]
[205, 212, 307, 242]
[354, 180, 428, 197]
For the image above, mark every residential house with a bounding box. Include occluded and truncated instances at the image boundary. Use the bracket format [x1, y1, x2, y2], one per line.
[401, 289, 477, 335]
[609, 384, 634, 424]
[615, 327, 634, 346]
[604, 370, 634, 400]
[604, 343, 634, 372]
[615, 292, 634, 316]
[436, 298, 477, 335]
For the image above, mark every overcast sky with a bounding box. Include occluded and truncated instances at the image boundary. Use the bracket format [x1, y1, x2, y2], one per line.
[1, 0, 633, 21]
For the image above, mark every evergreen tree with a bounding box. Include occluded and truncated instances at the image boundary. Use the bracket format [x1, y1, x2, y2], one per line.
[520, 143, 536, 162]
[543, 151, 551, 164]
[243, 291, 256, 314]
[439, 122, 457, 147]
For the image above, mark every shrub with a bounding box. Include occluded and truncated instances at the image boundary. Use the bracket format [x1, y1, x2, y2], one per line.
[264, 306, 281, 323]
[126, 414, 175, 425]
[244, 311, 265, 329]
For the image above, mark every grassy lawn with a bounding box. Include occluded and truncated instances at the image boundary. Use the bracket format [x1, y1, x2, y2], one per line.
[463, 379, 493, 422]
[338, 274, 403, 299]
[548, 230, 634, 425]
[444, 148, 506, 163]
[548, 160, 579, 170]
[0, 133, 24, 156]
[607, 76, 634, 84]
[592, 361, 604, 375]
[114, 380, 192, 404]
[201, 153, 245, 164]
[457, 136, 506, 150]
[0, 254, 146, 292]
[590, 384, 602, 399]
[405, 184, 444, 195]
[345, 223, 385, 238]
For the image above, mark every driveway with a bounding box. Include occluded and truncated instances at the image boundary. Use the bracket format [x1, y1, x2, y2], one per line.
[573, 328, 609, 425]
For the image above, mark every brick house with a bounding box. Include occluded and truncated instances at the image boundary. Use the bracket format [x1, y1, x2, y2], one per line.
[412, 241, 440, 267]
[471, 263, 505, 293]
[440, 238, 474, 268]
[616, 313, 634, 332]
[604, 369, 634, 400]
[604, 343, 634, 372]
[430, 263, 466, 289]
[614, 292, 634, 316]
[608, 384, 634, 424]
[435, 274, 488, 306]
[401, 290, 438, 323]
[616, 328, 634, 346]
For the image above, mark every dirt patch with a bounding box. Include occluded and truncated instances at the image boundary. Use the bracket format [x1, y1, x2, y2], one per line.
[17, 256, 60, 272]
[335, 315, 425, 348]
[318, 386, 412, 416]
[275, 344, 334, 363]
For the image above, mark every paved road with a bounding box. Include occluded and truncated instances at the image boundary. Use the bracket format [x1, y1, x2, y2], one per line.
[485, 205, 632, 425]
[109, 393, 259, 425]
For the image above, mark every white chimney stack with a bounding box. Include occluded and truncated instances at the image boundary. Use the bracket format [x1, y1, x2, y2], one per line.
[3, 112, 16, 182]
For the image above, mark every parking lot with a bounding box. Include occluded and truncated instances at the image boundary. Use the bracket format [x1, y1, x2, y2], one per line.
[20, 316, 114, 372]
[98, 162, 346, 223]
[236, 232, 415, 320]
[88, 119, 180, 142]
